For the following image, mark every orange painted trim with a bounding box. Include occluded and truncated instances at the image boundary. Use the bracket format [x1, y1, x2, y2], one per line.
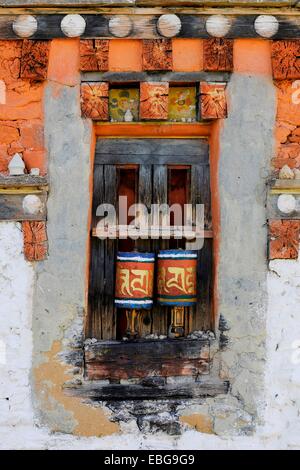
[94, 122, 211, 138]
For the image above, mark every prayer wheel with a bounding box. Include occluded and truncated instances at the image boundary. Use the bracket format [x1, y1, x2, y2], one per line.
[157, 250, 198, 337]
[115, 252, 155, 338]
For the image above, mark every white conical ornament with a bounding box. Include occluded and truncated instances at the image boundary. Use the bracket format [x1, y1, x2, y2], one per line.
[124, 109, 133, 122]
[8, 153, 25, 176]
[61, 14, 86, 38]
[13, 15, 38, 38]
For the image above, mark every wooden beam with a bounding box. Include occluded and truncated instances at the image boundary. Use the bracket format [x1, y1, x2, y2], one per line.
[81, 71, 231, 83]
[95, 137, 209, 165]
[65, 377, 230, 400]
[85, 339, 210, 377]
[2, 14, 300, 40]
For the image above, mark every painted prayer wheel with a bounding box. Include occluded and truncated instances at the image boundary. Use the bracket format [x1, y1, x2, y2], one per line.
[115, 252, 155, 310]
[157, 250, 198, 307]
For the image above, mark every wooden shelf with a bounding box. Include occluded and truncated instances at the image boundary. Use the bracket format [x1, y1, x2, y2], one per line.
[0, 175, 48, 193]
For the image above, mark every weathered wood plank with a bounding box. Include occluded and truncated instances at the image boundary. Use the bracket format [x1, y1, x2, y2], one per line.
[151, 164, 169, 336]
[136, 164, 153, 336]
[95, 138, 209, 165]
[65, 377, 229, 401]
[81, 71, 231, 83]
[0, 192, 47, 221]
[189, 164, 212, 331]
[85, 338, 209, 379]
[102, 165, 118, 340]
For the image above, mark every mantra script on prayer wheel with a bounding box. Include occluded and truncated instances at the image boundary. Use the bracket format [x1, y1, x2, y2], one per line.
[115, 252, 155, 310]
[157, 250, 197, 307]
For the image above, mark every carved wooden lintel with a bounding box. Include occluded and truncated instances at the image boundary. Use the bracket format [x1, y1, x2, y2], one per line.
[200, 82, 227, 120]
[80, 39, 109, 72]
[269, 219, 300, 259]
[80, 82, 109, 120]
[142, 39, 172, 71]
[20, 39, 50, 80]
[22, 220, 48, 261]
[140, 82, 169, 120]
[272, 40, 300, 80]
[203, 38, 233, 73]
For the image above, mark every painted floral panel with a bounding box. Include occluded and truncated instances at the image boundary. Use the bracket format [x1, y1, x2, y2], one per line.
[168, 87, 197, 122]
[109, 88, 140, 122]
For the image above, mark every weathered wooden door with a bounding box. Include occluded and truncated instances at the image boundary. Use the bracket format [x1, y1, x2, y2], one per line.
[87, 138, 212, 340]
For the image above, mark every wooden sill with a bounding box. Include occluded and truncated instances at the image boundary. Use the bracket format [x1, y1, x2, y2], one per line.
[84, 338, 211, 381]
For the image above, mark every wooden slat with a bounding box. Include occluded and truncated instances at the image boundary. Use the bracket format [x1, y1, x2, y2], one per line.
[0, 192, 47, 221]
[85, 338, 209, 379]
[151, 164, 169, 336]
[267, 193, 300, 220]
[95, 138, 209, 165]
[102, 165, 117, 340]
[87, 164, 105, 339]
[189, 164, 212, 331]
[136, 164, 153, 336]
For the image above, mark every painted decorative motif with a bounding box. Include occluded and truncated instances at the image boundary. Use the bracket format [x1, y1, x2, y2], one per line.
[20, 39, 50, 80]
[109, 88, 139, 122]
[203, 38, 233, 72]
[200, 82, 227, 120]
[157, 250, 197, 307]
[140, 82, 169, 120]
[142, 39, 172, 71]
[115, 252, 155, 309]
[80, 82, 109, 120]
[22, 221, 48, 261]
[168, 87, 197, 122]
[269, 219, 300, 259]
[272, 40, 300, 80]
[80, 39, 109, 72]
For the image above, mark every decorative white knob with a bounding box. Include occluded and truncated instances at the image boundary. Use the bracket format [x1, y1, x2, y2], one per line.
[254, 15, 279, 39]
[12, 15, 38, 38]
[157, 14, 181, 38]
[61, 14, 86, 38]
[277, 194, 296, 214]
[109, 16, 132, 38]
[206, 15, 231, 38]
[23, 195, 44, 215]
